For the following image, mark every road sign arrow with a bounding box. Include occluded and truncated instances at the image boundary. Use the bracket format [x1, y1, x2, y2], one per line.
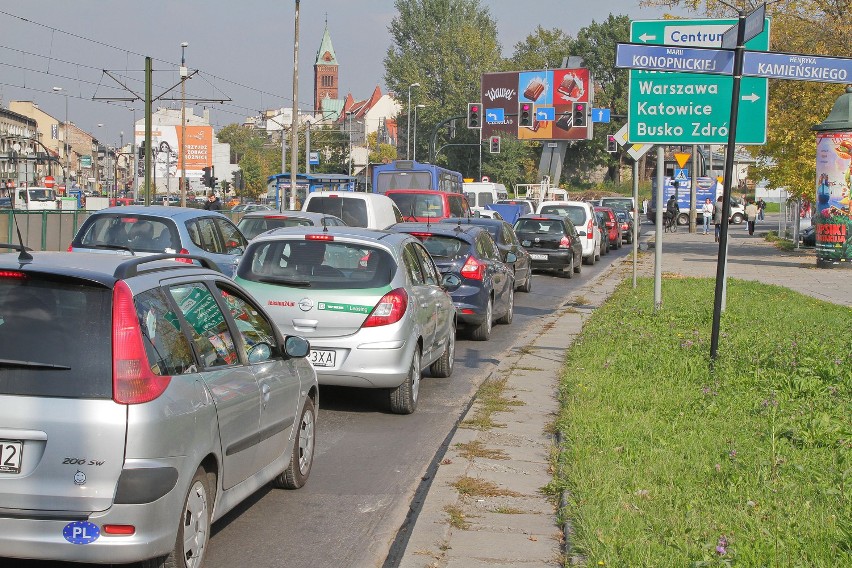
[639, 33, 656, 42]
[741, 93, 761, 103]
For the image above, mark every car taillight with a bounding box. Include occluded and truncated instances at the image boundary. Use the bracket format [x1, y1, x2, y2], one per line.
[587, 219, 594, 239]
[306, 234, 334, 241]
[112, 281, 171, 404]
[460, 255, 485, 280]
[362, 288, 408, 328]
[559, 236, 571, 249]
[66, 243, 73, 252]
[173, 248, 194, 264]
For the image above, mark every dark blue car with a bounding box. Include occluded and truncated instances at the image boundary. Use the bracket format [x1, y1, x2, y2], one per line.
[389, 222, 515, 341]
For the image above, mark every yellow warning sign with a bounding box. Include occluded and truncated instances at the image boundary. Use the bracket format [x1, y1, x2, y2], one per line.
[674, 153, 691, 168]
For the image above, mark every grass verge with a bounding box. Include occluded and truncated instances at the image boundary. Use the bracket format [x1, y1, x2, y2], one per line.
[551, 277, 851, 566]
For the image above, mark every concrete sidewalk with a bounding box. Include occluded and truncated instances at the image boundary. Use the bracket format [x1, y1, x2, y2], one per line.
[395, 225, 849, 568]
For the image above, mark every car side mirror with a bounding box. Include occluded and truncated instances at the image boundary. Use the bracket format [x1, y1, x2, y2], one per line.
[440, 273, 461, 291]
[505, 252, 517, 263]
[283, 335, 310, 359]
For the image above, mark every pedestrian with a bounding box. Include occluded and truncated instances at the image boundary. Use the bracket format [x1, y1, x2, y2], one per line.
[757, 198, 766, 220]
[701, 198, 714, 234]
[745, 199, 759, 235]
[642, 198, 648, 215]
[713, 196, 723, 242]
[202, 192, 222, 211]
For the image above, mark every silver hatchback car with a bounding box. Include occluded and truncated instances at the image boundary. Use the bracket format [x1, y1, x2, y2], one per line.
[0, 246, 318, 567]
[234, 226, 457, 414]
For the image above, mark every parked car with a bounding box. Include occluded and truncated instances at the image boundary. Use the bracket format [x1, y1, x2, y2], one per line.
[496, 199, 535, 217]
[599, 196, 635, 218]
[231, 203, 274, 213]
[595, 211, 611, 256]
[238, 210, 346, 240]
[535, 200, 601, 265]
[390, 222, 514, 341]
[0, 246, 317, 566]
[800, 225, 816, 247]
[302, 191, 404, 229]
[513, 214, 584, 278]
[444, 216, 533, 293]
[69, 205, 248, 275]
[234, 226, 456, 414]
[386, 189, 472, 223]
[595, 206, 622, 250]
[615, 210, 636, 244]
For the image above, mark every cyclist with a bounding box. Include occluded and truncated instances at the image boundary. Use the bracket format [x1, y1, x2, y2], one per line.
[665, 195, 679, 230]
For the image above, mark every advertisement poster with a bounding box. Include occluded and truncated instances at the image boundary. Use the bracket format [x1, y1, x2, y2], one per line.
[481, 68, 591, 142]
[135, 125, 212, 179]
[814, 132, 852, 263]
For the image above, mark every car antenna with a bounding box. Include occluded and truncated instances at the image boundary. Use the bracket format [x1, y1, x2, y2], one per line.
[321, 217, 328, 232]
[11, 210, 33, 263]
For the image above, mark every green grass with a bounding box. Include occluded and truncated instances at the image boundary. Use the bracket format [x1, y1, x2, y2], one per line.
[552, 277, 851, 566]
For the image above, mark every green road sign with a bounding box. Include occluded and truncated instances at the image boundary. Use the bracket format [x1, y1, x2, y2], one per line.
[628, 18, 770, 145]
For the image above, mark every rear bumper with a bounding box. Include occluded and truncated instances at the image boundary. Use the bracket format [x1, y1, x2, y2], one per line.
[450, 283, 490, 325]
[309, 336, 416, 388]
[528, 249, 572, 270]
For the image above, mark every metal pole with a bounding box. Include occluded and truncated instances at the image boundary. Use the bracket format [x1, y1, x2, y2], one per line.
[654, 145, 664, 311]
[632, 158, 639, 288]
[180, 41, 188, 207]
[305, 120, 311, 175]
[689, 143, 698, 233]
[144, 56, 152, 206]
[289, 0, 300, 211]
[710, 10, 746, 362]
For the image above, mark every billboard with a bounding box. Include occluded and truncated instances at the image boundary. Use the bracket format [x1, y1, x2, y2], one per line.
[135, 125, 213, 178]
[481, 68, 592, 141]
[814, 132, 852, 263]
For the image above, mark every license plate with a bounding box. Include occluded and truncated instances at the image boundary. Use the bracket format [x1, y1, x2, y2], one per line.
[0, 440, 23, 474]
[309, 350, 336, 368]
[530, 253, 547, 260]
[522, 240, 531, 247]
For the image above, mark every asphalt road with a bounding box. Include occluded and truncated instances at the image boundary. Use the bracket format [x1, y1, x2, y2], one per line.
[11, 243, 632, 568]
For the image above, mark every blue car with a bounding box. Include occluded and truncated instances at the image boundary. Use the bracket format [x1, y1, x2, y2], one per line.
[70, 205, 248, 275]
[389, 222, 515, 341]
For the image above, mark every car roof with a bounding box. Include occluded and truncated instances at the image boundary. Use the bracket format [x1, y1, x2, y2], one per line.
[0, 250, 219, 286]
[306, 191, 390, 202]
[390, 221, 486, 240]
[517, 214, 570, 222]
[88, 205, 229, 221]
[247, 224, 408, 246]
[443, 216, 506, 228]
[238, 210, 342, 222]
[386, 189, 463, 195]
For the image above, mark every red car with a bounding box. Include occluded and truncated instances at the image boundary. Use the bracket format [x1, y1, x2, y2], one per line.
[594, 206, 622, 250]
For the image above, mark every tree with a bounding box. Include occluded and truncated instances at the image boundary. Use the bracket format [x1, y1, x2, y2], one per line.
[481, 136, 539, 188]
[508, 26, 573, 71]
[384, 0, 503, 177]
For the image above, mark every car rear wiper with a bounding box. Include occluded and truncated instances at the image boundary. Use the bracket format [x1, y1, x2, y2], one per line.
[255, 276, 312, 287]
[85, 244, 136, 254]
[0, 358, 71, 370]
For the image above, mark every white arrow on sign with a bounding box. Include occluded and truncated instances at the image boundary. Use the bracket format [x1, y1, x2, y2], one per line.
[741, 93, 761, 103]
[639, 33, 656, 42]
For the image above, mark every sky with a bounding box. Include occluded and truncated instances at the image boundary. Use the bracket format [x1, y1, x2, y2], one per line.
[0, 0, 691, 146]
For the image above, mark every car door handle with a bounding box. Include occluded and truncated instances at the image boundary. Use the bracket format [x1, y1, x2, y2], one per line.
[261, 383, 271, 407]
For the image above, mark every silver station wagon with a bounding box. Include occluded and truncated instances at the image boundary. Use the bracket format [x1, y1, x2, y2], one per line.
[0, 246, 317, 567]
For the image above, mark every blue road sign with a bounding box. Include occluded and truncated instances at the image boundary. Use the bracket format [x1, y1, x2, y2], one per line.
[674, 168, 689, 181]
[536, 107, 555, 121]
[592, 108, 611, 123]
[309, 151, 319, 166]
[485, 108, 505, 123]
[743, 51, 852, 83]
[616, 43, 734, 75]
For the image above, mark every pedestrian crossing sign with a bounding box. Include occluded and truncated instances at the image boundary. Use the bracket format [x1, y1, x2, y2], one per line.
[674, 168, 689, 181]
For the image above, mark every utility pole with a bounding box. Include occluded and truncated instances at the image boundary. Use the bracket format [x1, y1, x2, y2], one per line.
[289, 0, 300, 210]
[180, 41, 188, 207]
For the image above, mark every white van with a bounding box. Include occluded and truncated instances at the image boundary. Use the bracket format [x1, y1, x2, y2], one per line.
[302, 192, 404, 229]
[12, 186, 58, 210]
[536, 200, 602, 265]
[463, 181, 509, 212]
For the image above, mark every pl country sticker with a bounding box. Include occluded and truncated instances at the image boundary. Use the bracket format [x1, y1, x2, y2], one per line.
[63, 521, 100, 545]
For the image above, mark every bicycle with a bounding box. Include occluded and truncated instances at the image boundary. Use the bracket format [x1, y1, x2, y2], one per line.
[664, 211, 678, 233]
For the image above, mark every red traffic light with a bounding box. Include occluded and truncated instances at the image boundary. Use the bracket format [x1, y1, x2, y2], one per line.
[471, 105, 479, 113]
[521, 103, 530, 111]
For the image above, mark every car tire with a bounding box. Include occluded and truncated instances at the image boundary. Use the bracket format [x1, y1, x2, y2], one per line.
[731, 213, 743, 224]
[470, 298, 492, 341]
[520, 269, 532, 293]
[142, 467, 212, 568]
[389, 347, 421, 414]
[496, 287, 513, 324]
[583, 252, 595, 265]
[677, 212, 690, 226]
[273, 396, 316, 489]
[561, 254, 573, 278]
[429, 321, 455, 378]
[573, 253, 582, 274]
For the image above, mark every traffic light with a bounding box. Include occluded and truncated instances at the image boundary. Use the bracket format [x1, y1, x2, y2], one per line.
[518, 102, 533, 127]
[489, 136, 501, 154]
[210, 175, 218, 189]
[606, 134, 617, 153]
[138, 141, 146, 160]
[201, 166, 212, 188]
[467, 103, 481, 129]
[572, 102, 587, 127]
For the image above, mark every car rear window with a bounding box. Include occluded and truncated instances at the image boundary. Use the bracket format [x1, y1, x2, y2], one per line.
[408, 234, 470, 261]
[238, 239, 396, 290]
[601, 198, 633, 210]
[388, 193, 444, 219]
[0, 275, 112, 398]
[515, 218, 565, 235]
[76, 214, 178, 252]
[238, 217, 315, 240]
[539, 205, 586, 226]
[306, 197, 369, 227]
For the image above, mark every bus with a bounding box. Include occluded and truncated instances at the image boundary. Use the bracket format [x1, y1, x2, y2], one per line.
[266, 172, 356, 209]
[371, 160, 463, 194]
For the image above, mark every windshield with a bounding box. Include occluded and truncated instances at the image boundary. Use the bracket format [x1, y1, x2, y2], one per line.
[238, 216, 315, 240]
[376, 172, 432, 192]
[238, 240, 396, 289]
[539, 205, 586, 226]
[601, 198, 633, 210]
[515, 218, 566, 236]
[409, 234, 470, 261]
[28, 188, 56, 201]
[388, 193, 444, 218]
[76, 214, 178, 253]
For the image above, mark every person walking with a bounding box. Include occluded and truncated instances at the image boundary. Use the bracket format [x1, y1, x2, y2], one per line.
[757, 198, 766, 221]
[701, 198, 714, 234]
[713, 196, 723, 242]
[202, 192, 222, 211]
[745, 199, 759, 235]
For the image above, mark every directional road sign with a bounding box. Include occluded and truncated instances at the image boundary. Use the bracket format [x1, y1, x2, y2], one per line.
[743, 51, 852, 83]
[628, 18, 770, 145]
[485, 108, 505, 123]
[721, 3, 765, 49]
[536, 107, 555, 121]
[593, 108, 611, 123]
[616, 43, 734, 74]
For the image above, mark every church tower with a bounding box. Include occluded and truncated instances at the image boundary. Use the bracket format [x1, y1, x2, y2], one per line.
[314, 23, 339, 113]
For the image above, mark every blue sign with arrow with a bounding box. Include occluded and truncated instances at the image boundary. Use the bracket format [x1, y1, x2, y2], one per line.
[592, 108, 611, 123]
[536, 107, 555, 121]
[485, 108, 504, 123]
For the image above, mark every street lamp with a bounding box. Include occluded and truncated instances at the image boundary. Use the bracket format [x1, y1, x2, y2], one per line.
[52, 86, 70, 187]
[180, 41, 189, 206]
[346, 111, 354, 177]
[413, 104, 425, 162]
[407, 82, 420, 160]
